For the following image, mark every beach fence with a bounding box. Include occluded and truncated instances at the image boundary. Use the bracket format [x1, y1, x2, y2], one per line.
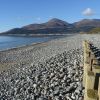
[83, 40, 100, 100]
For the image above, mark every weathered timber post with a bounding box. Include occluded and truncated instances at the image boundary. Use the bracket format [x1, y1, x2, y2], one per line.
[83, 40, 91, 87]
[84, 71, 96, 100]
[86, 71, 95, 89]
[92, 65, 100, 92]
[84, 70, 99, 100]
[83, 40, 100, 100]
[98, 78, 100, 100]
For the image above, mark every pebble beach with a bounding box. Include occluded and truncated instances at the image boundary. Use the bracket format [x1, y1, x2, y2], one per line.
[0, 34, 100, 100]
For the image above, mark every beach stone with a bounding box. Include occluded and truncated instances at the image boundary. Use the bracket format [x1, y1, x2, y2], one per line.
[0, 34, 92, 100]
[33, 84, 37, 88]
[54, 90, 59, 96]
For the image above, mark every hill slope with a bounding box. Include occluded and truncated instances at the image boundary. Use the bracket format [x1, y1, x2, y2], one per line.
[87, 27, 100, 34]
[22, 18, 71, 30]
[1, 18, 100, 36]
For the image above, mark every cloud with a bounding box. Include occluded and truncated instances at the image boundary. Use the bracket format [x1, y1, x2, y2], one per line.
[82, 8, 94, 16]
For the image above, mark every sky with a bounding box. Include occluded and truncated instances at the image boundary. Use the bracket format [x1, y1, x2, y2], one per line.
[0, 0, 100, 32]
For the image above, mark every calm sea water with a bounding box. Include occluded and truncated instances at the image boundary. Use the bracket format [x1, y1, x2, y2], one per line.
[0, 35, 64, 51]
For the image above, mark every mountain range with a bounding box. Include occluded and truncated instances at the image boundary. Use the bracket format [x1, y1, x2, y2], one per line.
[1, 18, 100, 36]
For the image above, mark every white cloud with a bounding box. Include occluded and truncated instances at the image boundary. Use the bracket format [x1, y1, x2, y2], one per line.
[82, 8, 94, 16]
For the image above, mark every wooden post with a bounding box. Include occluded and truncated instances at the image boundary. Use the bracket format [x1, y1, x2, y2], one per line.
[83, 40, 91, 87]
[98, 78, 100, 100]
[83, 40, 100, 100]
[92, 65, 100, 74]
[86, 71, 95, 89]
[84, 71, 95, 100]
[92, 58, 99, 66]
[92, 66, 100, 91]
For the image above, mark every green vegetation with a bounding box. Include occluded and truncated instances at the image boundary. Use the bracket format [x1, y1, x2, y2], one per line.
[87, 27, 100, 34]
[87, 89, 98, 99]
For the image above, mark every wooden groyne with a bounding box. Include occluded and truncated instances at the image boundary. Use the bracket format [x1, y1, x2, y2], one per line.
[83, 40, 100, 100]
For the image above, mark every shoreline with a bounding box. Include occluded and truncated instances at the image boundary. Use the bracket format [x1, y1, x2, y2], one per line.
[0, 33, 76, 52]
[0, 33, 76, 37]
[0, 35, 69, 72]
[1, 34, 100, 72]
[1, 34, 100, 99]
[0, 41, 47, 52]
[0, 34, 100, 70]
[0, 34, 80, 72]
[0, 34, 84, 99]
[0, 34, 69, 52]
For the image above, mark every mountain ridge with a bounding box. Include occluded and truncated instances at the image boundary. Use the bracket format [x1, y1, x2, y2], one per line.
[22, 18, 71, 30]
[1, 18, 100, 36]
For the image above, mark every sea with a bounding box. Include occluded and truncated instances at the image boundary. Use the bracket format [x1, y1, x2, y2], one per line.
[0, 35, 65, 51]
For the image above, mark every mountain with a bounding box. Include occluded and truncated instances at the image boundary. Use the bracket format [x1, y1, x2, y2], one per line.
[1, 18, 76, 36]
[22, 18, 71, 30]
[74, 19, 100, 27]
[73, 19, 100, 32]
[87, 27, 100, 34]
[1, 18, 100, 36]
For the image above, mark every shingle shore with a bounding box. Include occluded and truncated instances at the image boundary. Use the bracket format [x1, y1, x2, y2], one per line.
[0, 34, 100, 100]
